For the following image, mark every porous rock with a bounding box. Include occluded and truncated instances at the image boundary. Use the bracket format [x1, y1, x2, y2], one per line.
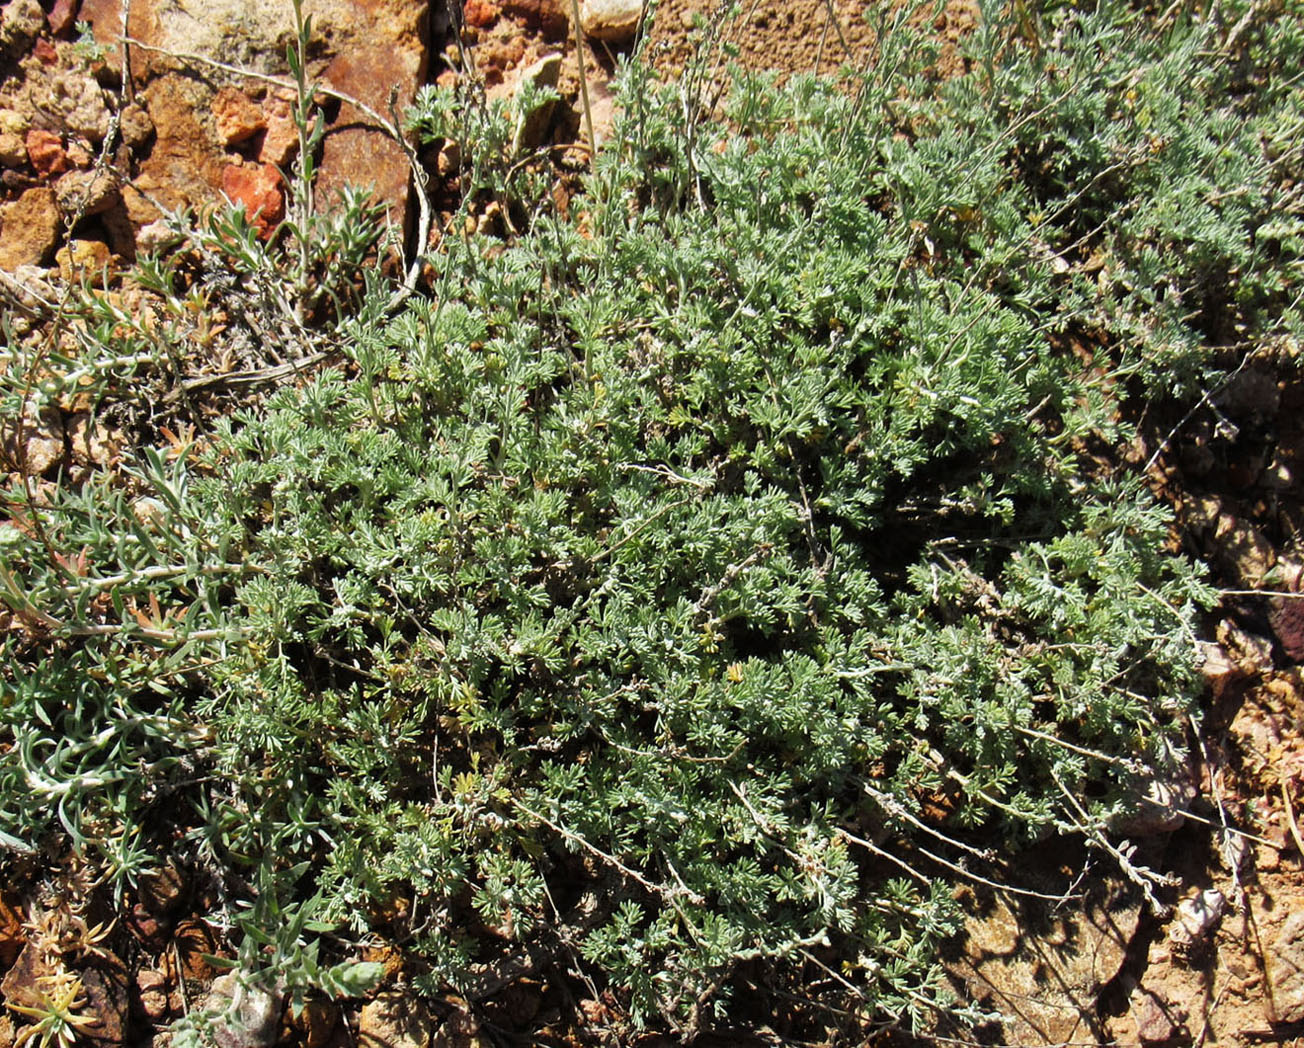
[136, 969, 170, 1022]
[0, 891, 23, 968]
[25, 128, 69, 177]
[56, 238, 115, 285]
[289, 998, 338, 1048]
[135, 219, 183, 255]
[81, 0, 429, 230]
[55, 168, 121, 216]
[0, 131, 26, 167]
[47, 0, 79, 35]
[0, 944, 59, 1011]
[43, 69, 112, 141]
[118, 102, 155, 149]
[172, 919, 220, 982]
[138, 862, 188, 916]
[1170, 889, 1224, 945]
[119, 75, 228, 228]
[500, 0, 567, 37]
[0, 0, 44, 55]
[212, 86, 266, 146]
[257, 95, 298, 166]
[68, 412, 119, 468]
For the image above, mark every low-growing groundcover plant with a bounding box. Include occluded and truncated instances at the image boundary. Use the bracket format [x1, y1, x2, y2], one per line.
[2, 0, 1301, 1040]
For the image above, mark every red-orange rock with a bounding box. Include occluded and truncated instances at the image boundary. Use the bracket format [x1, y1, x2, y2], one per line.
[172, 919, 220, 982]
[47, 0, 80, 34]
[25, 128, 69, 177]
[211, 86, 266, 146]
[33, 37, 59, 64]
[0, 187, 61, 271]
[463, 0, 500, 27]
[120, 74, 226, 228]
[80, 0, 428, 234]
[221, 163, 284, 237]
[257, 95, 299, 166]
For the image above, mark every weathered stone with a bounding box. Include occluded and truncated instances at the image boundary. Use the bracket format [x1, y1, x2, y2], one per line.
[66, 140, 93, 167]
[1198, 640, 1249, 700]
[289, 999, 339, 1048]
[56, 238, 115, 285]
[1270, 567, 1304, 662]
[578, 0, 643, 41]
[257, 95, 298, 166]
[2, 406, 65, 476]
[1217, 366, 1279, 422]
[136, 969, 170, 1022]
[1108, 773, 1197, 838]
[1219, 619, 1276, 670]
[945, 867, 1142, 1046]
[118, 76, 227, 229]
[1269, 909, 1304, 1023]
[1170, 889, 1224, 945]
[436, 139, 460, 176]
[511, 53, 561, 154]
[1222, 520, 1275, 586]
[0, 0, 44, 55]
[135, 219, 183, 255]
[47, 0, 79, 35]
[0, 891, 23, 968]
[118, 102, 155, 149]
[1131, 990, 1184, 1045]
[500, 0, 567, 37]
[221, 162, 285, 236]
[0, 131, 26, 167]
[82, 0, 428, 231]
[0, 944, 59, 1011]
[138, 863, 188, 916]
[6, 264, 55, 308]
[477, 36, 526, 86]
[67, 412, 118, 468]
[358, 993, 436, 1048]
[429, 1004, 490, 1048]
[45, 70, 112, 141]
[462, 0, 499, 28]
[55, 167, 120, 216]
[80, 955, 131, 1046]
[26, 128, 69, 177]
[202, 973, 281, 1048]
[172, 919, 220, 982]
[124, 902, 166, 948]
[212, 85, 266, 146]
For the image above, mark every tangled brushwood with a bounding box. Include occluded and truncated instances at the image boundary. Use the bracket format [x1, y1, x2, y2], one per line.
[2, 0, 1301, 1041]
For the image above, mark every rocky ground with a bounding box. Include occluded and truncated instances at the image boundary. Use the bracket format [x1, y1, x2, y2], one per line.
[0, 0, 1302, 1044]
